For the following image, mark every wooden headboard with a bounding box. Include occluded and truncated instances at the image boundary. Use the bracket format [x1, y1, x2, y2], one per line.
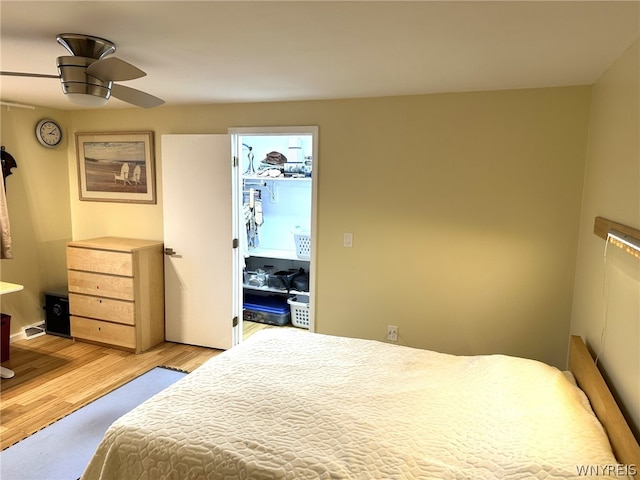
[569, 335, 640, 470]
[593, 216, 640, 245]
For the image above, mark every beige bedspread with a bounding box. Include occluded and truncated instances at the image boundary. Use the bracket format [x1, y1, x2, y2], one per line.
[81, 329, 622, 480]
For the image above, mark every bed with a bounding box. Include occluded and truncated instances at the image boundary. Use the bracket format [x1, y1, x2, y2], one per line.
[81, 329, 639, 480]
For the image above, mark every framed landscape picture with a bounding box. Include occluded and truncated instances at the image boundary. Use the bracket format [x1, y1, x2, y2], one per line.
[75, 131, 156, 204]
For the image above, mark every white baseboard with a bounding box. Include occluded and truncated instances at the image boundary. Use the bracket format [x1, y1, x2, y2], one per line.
[10, 331, 27, 342]
[9, 332, 24, 342]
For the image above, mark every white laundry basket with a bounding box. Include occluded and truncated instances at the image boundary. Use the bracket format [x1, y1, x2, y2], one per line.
[292, 227, 311, 259]
[287, 295, 310, 329]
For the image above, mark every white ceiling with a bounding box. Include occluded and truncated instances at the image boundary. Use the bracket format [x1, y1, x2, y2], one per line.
[1, 1, 638, 110]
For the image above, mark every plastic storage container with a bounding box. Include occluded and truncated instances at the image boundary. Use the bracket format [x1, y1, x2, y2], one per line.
[243, 293, 291, 326]
[288, 295, 310, 329]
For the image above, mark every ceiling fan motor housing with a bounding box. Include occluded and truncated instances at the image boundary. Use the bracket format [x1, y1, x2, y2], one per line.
[57, 56, 112, 101]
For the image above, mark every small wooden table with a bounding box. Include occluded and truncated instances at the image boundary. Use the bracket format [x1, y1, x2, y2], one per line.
[1, 281, 24, 379]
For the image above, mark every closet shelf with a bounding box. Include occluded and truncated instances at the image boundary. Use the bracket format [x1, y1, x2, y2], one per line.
[243, 284, 308, 296]
[243, 176, 311, 183]
[246, 248, 308, 261]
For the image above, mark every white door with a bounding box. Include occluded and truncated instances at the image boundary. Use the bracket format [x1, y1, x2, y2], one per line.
[161, 134, 238, 350]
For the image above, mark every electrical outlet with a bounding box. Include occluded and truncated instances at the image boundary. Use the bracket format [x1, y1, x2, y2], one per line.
[386, 325, 398, 342]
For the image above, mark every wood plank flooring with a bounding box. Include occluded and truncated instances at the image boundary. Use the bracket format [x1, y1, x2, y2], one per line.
[0, 335, 222, 450]
[242, 319, 282, 337]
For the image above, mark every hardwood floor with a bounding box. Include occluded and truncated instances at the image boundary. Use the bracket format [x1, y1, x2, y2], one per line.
[242, 319, 284, 337]
[0, 334, 222, 450]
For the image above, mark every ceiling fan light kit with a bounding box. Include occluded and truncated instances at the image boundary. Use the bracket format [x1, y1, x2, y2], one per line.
[66, 91, 110, 107]
[1, 33, 164, 108]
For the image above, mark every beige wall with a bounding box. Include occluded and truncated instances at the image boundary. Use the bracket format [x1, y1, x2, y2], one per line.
[0, 106, 72, 332]
[2, 85, 592, 370]
[315, 88, 591, 369]
[570, 39, 640, 436]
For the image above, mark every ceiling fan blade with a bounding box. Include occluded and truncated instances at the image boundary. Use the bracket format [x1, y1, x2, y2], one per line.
[111, 84, 164, 108]
[86, 57, 146, 82]
[0, 71, 59, 79]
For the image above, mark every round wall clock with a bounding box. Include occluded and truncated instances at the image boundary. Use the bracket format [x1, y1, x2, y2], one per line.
[35, 119, 63, 148]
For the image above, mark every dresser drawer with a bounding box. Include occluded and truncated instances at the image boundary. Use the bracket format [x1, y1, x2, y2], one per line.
[67, 247, 133, 277]
[69, 293, 135, 325]
[71, 316, 136, 350]
[68, 270, 134, 301]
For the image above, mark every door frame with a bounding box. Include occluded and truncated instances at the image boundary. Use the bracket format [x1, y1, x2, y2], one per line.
[229, 126, 318, 338]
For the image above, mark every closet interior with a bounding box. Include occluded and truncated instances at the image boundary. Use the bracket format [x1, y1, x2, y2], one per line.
[235, 129, 315, 333]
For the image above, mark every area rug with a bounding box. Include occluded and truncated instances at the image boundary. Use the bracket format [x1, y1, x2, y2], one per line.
[0, 366, 187, 480]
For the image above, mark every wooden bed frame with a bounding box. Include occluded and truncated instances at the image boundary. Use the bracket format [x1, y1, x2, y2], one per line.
[569, 335, 640, 472]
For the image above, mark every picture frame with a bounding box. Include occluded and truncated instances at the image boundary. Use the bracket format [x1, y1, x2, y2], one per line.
[75, 131, 156, 204]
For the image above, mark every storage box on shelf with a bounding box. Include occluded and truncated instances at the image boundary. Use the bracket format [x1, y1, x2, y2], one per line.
[66, 237, 164, 353]
[243, 293, 291, 326]
[243, 266, 309, 295]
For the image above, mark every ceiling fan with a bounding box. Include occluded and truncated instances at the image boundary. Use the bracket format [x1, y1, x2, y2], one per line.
[0, 33, 165, 108]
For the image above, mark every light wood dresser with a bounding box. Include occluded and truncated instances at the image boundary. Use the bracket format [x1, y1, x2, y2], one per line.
[66, 237, 165, 353]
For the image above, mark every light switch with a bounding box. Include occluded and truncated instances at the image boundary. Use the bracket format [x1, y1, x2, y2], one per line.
[344, 232, 353, 248]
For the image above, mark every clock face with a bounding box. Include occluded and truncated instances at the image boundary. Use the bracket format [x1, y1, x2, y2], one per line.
[36, 119, 62, 148]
